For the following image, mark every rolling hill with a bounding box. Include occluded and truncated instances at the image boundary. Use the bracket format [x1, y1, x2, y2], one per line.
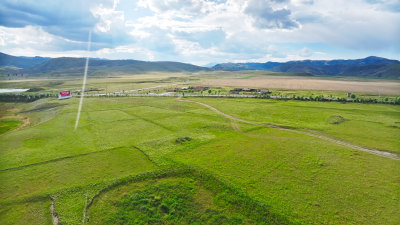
[213, 56, 400, 78]
[0, 53, 209, 76]
[1, 52, 399, 78]
[0, 52, 51, 69]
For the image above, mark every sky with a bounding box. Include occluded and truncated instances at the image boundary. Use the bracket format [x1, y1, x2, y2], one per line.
[0, 0, 399, 66]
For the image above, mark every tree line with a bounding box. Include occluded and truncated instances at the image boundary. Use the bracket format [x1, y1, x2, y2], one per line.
[0, 93, 55, 102]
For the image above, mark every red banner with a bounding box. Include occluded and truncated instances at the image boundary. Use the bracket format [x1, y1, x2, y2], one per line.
[59, 91, 71, 96]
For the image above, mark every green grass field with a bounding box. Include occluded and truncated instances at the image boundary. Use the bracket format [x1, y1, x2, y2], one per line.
[0, 119, 21, 134]
[174, 127, 400, 224]
[1, 89, 399, 224]
[187, 98, 400, 153]
[89, 176, 263, 225]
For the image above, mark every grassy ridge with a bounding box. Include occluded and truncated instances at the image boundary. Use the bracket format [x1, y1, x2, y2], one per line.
[90, 177, 264, 225]
[87, 167, 298, 225]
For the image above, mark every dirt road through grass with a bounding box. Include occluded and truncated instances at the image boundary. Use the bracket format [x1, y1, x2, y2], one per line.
[178, 98, 399, 160]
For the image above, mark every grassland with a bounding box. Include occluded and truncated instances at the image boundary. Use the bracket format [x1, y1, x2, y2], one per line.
[200, 74, 400, 95]
[0, 73, 399, 224]
[89, 176, 268, 225]
[0, 119, 21, 134]
[0, 72, 212, 95]
[186, 98, 400, 153]
[2, 71, 399, 102]
[174, 126, 400, 224]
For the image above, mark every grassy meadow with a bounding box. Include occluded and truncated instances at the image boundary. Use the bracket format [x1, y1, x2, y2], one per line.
[185, 98, 400, 153]
[0, 73, 399, 224]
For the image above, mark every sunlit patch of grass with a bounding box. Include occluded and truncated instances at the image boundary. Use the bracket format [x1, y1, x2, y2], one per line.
[0, 119, 21, 134]
[189, 97, 400, 152]
[173, 128, 400, 224]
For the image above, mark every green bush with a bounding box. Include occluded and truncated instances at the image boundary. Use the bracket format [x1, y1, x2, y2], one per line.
[326, 115, 346, 124]
[175, 137, 192, 144]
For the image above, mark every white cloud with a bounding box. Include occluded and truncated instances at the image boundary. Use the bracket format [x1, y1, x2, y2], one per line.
[0, 26, 54, 46]
[298, 47, 313, 57]
[137, 0, 216, 14]
[267, 45, 287, 58]
[95, 45, 155, 60]
[91, 0, 125, 33]
[1, 0, 399, 64]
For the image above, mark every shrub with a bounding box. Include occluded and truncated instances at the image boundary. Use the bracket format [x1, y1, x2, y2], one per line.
[326, 115, 346, 124]
[175, 137, 192, 144]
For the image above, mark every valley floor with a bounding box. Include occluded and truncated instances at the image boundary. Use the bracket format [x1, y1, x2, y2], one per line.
[0, 96, 399, 224]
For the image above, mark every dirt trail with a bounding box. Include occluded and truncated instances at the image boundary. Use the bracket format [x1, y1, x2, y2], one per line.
[50, 196, 60, 225]
[178, 98, 399, 160]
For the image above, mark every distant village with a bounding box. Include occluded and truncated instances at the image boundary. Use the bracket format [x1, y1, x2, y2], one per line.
[166, 86, 271, 95]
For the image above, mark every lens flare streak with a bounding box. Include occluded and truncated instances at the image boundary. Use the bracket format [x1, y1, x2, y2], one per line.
[74, 31, 92, 131]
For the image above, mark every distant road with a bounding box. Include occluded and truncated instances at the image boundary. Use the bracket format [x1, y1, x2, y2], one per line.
[80, 93, 358, 103]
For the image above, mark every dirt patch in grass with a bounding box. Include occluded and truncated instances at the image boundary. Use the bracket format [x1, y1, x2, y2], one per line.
[326, 115, 346, 124]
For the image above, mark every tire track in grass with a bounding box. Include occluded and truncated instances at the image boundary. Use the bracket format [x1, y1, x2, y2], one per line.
[0, 147, 125, 172]
[178, 98, 399, 160]
[133, 146, 159, 167]
[1, 145, 159, 173]
[123, 110, 173, 132]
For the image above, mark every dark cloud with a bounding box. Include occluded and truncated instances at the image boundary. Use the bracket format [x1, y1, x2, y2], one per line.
[244, 0, 299, 29]
[0, 0, 103, 41]
[0, 0, 136, 50]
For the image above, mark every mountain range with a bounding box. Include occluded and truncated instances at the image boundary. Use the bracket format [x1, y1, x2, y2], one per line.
[1, 52, 399, 78]
[0, 52, 51, 69]
[213, 56, 400, 78]
[0, 52, 209, 76]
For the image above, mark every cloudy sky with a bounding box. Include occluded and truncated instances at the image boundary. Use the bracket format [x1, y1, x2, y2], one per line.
[0, 0, 399, 65]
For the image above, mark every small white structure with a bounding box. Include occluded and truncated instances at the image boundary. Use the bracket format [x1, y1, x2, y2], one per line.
[58, 90, 72, 100]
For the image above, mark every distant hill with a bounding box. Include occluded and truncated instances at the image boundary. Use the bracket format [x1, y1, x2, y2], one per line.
[25, 58, 209, 76]
[1, 52, 399, 78]
[0, 52, 51, 69]
[213, 56, 400, 79]
[0, 52, 209, 76]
